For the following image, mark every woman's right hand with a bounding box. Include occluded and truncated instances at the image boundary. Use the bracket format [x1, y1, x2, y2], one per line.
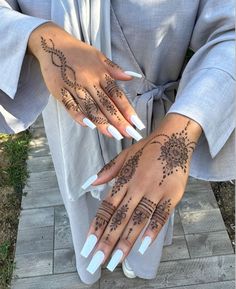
[28, 22, 144, 140]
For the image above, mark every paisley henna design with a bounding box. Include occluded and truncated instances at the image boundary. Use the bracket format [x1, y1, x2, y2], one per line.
[149, 199, 171, 231]
[150, 120, 197, 186]
[94, 200, 116, 231]
[93, 85, 121, 121]
[111, 148, 144, 197]
[98, 155, 119, 175]
[104, 74, 123, 98]
[41, 37, 108, 125]
[109, 197, 132, 232]
[104, 58, 121, 70]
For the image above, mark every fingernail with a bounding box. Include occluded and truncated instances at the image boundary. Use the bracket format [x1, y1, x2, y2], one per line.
[107, 125, 124, 140]
[81, 174, 98, 190]
[80, 234, 98, 258]
[138, 236, 152, 255]
[126, 126, 143, 141]
[86, 250, 105, 274]
[130, 115, 145, 130]
[83, 118, 96, 129]
[124, 71, 142, 79]
[106, 249, 124, 272]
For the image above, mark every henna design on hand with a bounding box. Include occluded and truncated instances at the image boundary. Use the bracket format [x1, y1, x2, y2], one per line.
[150, 120, 197, 186]
[104, 74, 123, 98]
[104, 58, 121, 70]
[111, 148, 144, 197]
[94, 200, 116, 231]
[98, 155, 119, 175]
[93, 85, 121, 121]
[149, 199, 171, 231]
[41, 37, 108, 125]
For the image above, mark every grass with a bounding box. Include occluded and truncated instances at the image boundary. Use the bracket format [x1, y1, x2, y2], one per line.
[0, 131, 31, 289]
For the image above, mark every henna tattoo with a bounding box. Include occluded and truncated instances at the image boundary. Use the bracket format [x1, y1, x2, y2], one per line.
[104, 74, 123, 98]
[149, 199, 171, 231]
[109, 197, 132, 231]
[104, 58, 121, 70]
[132, 197, 156, 225]
[150, 121, 197, 186]
[41, 37, 108, 125]
[111, 148, 144, 197]
[98, 155, 119, 175]
[94, 200, 116, 231]
[93, 85, 121, 121]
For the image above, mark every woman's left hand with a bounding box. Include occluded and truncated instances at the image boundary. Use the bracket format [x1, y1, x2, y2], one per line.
[81, 113, 202, 274]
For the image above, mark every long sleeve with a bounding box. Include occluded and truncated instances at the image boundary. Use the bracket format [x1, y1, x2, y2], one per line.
[0, 0, 50, 133]
[166, 0, 235, 180]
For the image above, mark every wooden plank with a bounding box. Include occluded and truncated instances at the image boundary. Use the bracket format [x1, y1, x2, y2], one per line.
[173, 210, 184, 236]
[157, 280, 235, 289]
[161, 235, 190, 261]
[185, 231, 233, 258]
[180, 209, 226, 234]
[18, 208, 54, 230]
[27, 156, 54, 173]
[55, 205, 70, 227]
[14, 251, 53, 278]
[54, 225, 73, 250]
[15, 226, 53, 255]
[11, 273, 99, 289]
[100, 255, 235, 289]
[54, 248, 76, 274]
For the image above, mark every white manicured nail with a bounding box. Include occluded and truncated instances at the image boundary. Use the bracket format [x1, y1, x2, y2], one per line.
[107, 125, 124, 140]
[124, 71, 142, 79]
[86, 250, 105, 274]
[80, 234, 98, 258]
[138, 236, 152, 255]
[130, 115, 145, 130]
[82, 118, 96, 129]
[81, 174, 98, 190]
[126, 126, 143, 141]
[106, 249, 124, 272]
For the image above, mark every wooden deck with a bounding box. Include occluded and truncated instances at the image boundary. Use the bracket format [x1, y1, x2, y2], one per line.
[11, 116, 235, 289]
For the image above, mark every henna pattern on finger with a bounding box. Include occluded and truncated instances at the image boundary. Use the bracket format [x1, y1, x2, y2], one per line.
[104, 58, 121, 70]
[149, 199, 171, 231]
[61, 88, 78, 111]
[150, 121, 197, 186]
[111, 148, 144, 197]
[98, 155, 119, 175]
[94, 200, 116, 231]
[93, 85, 121, 121]
[41, 37, 108, 125]
[104, 74, 123, 98]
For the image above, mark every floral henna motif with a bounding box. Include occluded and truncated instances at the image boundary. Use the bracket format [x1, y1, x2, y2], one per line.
[104, 58, 122, 70]
[132, 197, 157, 225]
[150, 121, 197, 186]
[94, 200, 116, 231]
[149, 199, 171, 231]
[93, 85, 121, 121]
[111, 148, 144, 197]
[98, 155, 119, 175]
[109, 197, 132, 232]
[104, 74, 123, 98]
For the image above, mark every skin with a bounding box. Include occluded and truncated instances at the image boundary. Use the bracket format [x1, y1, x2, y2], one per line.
[86, 113, 202, 265]
[28, 22, 137, 138]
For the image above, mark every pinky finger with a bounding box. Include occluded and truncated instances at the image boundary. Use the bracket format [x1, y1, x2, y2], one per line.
[138, 197, 174, 255]
[60, 88, 96, 129]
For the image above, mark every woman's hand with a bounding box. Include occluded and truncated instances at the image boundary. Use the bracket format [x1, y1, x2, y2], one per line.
[28, 22, 144, 140]
[80, 113, 202, 274]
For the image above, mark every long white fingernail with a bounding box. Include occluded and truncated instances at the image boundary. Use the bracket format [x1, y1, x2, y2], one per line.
[126, 126, 143, 141]
[86, 250, 105, 274]
[83, 118, 96, 129]
[107, 125, 124, 140]
[138, 236, 152, 255]
[124, 71, 142, 79]
[81, 174, 98, 190]
[130, 115, 145, 130]
[106, 249, 124, 272]
[80, 234, 98, 258]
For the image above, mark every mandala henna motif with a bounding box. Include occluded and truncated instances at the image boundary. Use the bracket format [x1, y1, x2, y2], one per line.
[104, 74, 123, 98]
[94, 200, 116, 231]
[111, 148, 144, 197]
[149, 199, 171, 230]
[150, 121, 197, 186]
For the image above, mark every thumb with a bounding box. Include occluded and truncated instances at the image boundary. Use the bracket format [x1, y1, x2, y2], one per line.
[103, 57, 133, 81]
[92, 150, 128, 186]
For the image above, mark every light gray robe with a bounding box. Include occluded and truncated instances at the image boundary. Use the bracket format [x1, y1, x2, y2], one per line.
[0, 0, 235, 285]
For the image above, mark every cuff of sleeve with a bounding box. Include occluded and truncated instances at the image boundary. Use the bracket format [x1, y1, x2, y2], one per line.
[167, 68, 235, 158]
[0, 7, 50, 99]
